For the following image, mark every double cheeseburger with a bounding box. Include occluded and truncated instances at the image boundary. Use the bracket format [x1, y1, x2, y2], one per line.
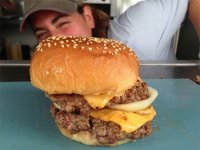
[30, 36, 158, 146]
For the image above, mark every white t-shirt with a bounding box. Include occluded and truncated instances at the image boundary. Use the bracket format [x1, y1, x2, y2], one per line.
[108, 0, 189, 61]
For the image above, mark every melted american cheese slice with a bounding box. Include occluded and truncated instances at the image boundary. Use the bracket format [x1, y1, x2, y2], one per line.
[83, 91, 125, 109]
[83, 94, 113, 109]
[84, 87, 157, 111]
[90, 106, 156, 133]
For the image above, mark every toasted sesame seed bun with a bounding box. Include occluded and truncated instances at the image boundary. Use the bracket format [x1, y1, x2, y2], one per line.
[30, 36, 139, 95]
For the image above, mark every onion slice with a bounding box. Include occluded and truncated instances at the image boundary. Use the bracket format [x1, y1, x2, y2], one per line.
[109, 87, 158, 112]
[53, 102, 62, 110]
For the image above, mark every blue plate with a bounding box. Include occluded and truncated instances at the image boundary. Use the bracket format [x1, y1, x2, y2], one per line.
[0, 79, 199, 150]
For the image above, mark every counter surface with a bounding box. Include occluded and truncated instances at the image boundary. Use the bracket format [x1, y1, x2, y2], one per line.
[0, 79, 199, 150]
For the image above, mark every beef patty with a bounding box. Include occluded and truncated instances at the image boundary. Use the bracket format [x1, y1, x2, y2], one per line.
[50, 104, 152, 144]
[47, 80, 149, 114]
[48, 80, 151, 144]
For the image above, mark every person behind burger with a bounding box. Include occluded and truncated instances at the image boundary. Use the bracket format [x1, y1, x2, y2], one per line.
[20, 0, 200, 61]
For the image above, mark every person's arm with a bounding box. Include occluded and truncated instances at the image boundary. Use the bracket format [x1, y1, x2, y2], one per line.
[188, 0, 200, 39]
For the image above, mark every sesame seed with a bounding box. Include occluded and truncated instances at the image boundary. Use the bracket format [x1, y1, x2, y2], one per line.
[74, 44, 78, 47]
[46, 39, 50, 42]
[61, 45, 65, 48]
[52, 36, 56, 40]
[88, 47, 92, 51]
[72, 40, 76, 43]
[46, 71, 49, 75]
[60, 41, 64, 44]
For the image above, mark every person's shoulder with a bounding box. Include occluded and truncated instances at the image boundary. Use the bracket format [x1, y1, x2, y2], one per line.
[108, 0, 190, 61]
[124, 0, 190, 15]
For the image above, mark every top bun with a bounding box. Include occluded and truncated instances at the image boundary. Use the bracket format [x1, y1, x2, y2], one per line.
[30, 36, 139, 95]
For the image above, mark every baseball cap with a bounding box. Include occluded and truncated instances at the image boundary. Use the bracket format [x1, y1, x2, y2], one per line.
[20, 0, 84, 32]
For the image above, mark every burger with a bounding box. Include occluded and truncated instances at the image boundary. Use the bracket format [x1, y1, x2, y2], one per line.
[30, 36, 158, 146]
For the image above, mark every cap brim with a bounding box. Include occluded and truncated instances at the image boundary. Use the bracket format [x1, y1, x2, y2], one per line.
[20, 8, 67, 32]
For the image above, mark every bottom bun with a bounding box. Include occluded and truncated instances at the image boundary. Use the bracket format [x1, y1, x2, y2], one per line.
[57, 120, 153, 146]
[57, 125, 133, 146]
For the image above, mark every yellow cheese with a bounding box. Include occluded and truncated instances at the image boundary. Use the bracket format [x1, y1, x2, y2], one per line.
[83, 94, 114, 109]
[83, 91, 126, 109]
[90, 106, 156, 133]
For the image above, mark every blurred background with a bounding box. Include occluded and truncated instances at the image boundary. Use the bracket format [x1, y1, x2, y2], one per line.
[0, 0, 199, 61]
